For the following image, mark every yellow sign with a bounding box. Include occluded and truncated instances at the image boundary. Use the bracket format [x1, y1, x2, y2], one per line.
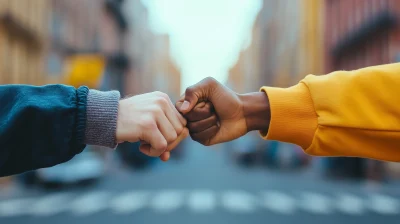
[64, 54, 106, 88]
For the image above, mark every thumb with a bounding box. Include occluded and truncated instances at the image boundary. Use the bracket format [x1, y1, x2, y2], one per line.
[177, 87, 199, 114]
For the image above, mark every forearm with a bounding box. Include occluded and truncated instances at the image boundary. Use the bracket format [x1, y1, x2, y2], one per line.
[0, 84, 120, 177]
[260, 63, 400, 162]
[0, 84, 88, 176]
[239, 92, 271, 134]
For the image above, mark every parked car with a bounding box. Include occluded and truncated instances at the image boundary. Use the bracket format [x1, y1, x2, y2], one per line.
[19, 146, 105, 188]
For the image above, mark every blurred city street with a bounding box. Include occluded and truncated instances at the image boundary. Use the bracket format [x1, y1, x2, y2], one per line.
[1, 140, 400, 224]
[1, 0, 400, 224]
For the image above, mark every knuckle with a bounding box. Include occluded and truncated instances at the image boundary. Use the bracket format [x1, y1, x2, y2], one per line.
[156, 97, 169, 107]
[185, 86, 195, 95]
[203, 141, 211, 146]
[159, 141, 168, 151]
[205, 102, 213, 112]
[154, 91, 169, 100]
[153, 91, 163, 96]
[141, 116, 155, 128]
[170, 132, 178, 142]
[204, 77, 217, 84]
[187, 122, 194, 130]
[190, 133, 200, 142]
[187, 122, 197, 131]
[150, 105, 164, 116]
[176, 124, 184, 134]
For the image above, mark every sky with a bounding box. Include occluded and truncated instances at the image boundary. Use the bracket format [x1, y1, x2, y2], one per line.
[141, 0, 263, 93]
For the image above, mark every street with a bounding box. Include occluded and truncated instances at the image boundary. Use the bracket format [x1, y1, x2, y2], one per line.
[1, 141, 400, 224]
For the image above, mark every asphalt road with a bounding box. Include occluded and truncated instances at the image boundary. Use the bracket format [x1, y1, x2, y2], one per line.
[1, 141, 400, 224]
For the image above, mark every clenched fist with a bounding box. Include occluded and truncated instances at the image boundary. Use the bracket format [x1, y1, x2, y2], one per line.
[117, 91, 189, 161]
[176, 77, 270, 146]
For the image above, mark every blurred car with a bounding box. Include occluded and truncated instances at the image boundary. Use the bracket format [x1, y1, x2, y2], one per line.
[19, 147, 105, 188]
[117, 142, 158, 169]
[229, 134, 261, 167]
[263, 141, 311, 170]
[322, 157, 366, 179]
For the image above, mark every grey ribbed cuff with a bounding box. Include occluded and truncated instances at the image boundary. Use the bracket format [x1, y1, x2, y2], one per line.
[84, 89, 121, 148]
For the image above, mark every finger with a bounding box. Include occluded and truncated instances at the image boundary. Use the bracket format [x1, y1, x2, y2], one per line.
[178, 77, 219, 114]
[176, 101, 205, 111]
[185, 102, 214, 122]
[166, 98, 187, 131]
[156, 114, 178, 144]
[159, 151, 170, 162]
[187, 114, 218, 133]
[166, 127, 189, 152]
[141, 129, 167, 156]
[178, 86, 200, 114]
[190, 125, 219, 146]
[139, 143, 151, 155]
[159, 128, 189, 162]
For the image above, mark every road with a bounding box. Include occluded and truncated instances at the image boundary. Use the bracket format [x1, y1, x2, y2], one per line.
[1, 141, 400, 224]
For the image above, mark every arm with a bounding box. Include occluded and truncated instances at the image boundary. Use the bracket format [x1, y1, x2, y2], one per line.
[179, 63, 400, 162]
[0, 85, 188, 177]
[0, 85, 120, 177]
[261, 63, 400, 162]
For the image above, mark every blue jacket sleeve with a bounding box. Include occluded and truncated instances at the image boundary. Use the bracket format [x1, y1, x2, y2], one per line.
[0, 84, 88, 177]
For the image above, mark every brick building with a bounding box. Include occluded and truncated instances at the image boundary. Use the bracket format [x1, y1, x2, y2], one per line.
[323, 0, 400, 180]
[324, 0, 400, 72]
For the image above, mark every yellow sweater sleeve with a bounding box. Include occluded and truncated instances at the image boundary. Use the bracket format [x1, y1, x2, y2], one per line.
[260, 63, 400, 162]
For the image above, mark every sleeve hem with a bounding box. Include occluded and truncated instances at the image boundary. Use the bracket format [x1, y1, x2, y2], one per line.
[84, 89, 121, 148]
[259, 83, 318, 149]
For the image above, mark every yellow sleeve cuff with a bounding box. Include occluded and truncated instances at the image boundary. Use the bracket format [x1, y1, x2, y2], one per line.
[260, 83, 318, 149]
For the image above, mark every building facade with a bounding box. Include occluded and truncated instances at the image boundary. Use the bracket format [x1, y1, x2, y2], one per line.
[0, 0, 50, 85]
[48, 0, 129, 92]
[324, 0, 400, 73]
[228, 0, 324, 93]
[324, 0, 400, 180]
[123, 0, 181, 101]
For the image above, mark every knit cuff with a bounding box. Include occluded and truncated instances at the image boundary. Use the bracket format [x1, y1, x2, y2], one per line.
[84, 89, 120, 148]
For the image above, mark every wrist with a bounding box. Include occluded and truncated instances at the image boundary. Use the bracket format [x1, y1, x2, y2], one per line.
[84, 89, 120, 148]
[239, 92, 271, 133]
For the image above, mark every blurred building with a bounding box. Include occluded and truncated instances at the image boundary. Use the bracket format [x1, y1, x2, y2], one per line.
[324, 0, 400, 72]
[124, 0, 181, 101]
[48, 0, 129, 92]
[228, 0, 324, 92]
[324, 0, 400, 180]
[0, 0, 50, 85]
[0, 0, 50, 186]
[0, 0, 130, 186]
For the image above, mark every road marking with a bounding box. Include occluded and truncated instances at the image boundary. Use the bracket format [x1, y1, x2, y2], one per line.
[70, 191, 110, 216]
[2, 190, 400, 217]
[222, 191, 257, 213]
[336, 194, 364, 215]
[262, 191, 296, 214]
[110, 191, 149, 214]
[300, 192, 331, 214]
[187, 190, 216, 212]
[0, 198, 33, 217]
[30, 193, 71, 216]
[369, 194, 399, 215]
[151, 190, 184, 212]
